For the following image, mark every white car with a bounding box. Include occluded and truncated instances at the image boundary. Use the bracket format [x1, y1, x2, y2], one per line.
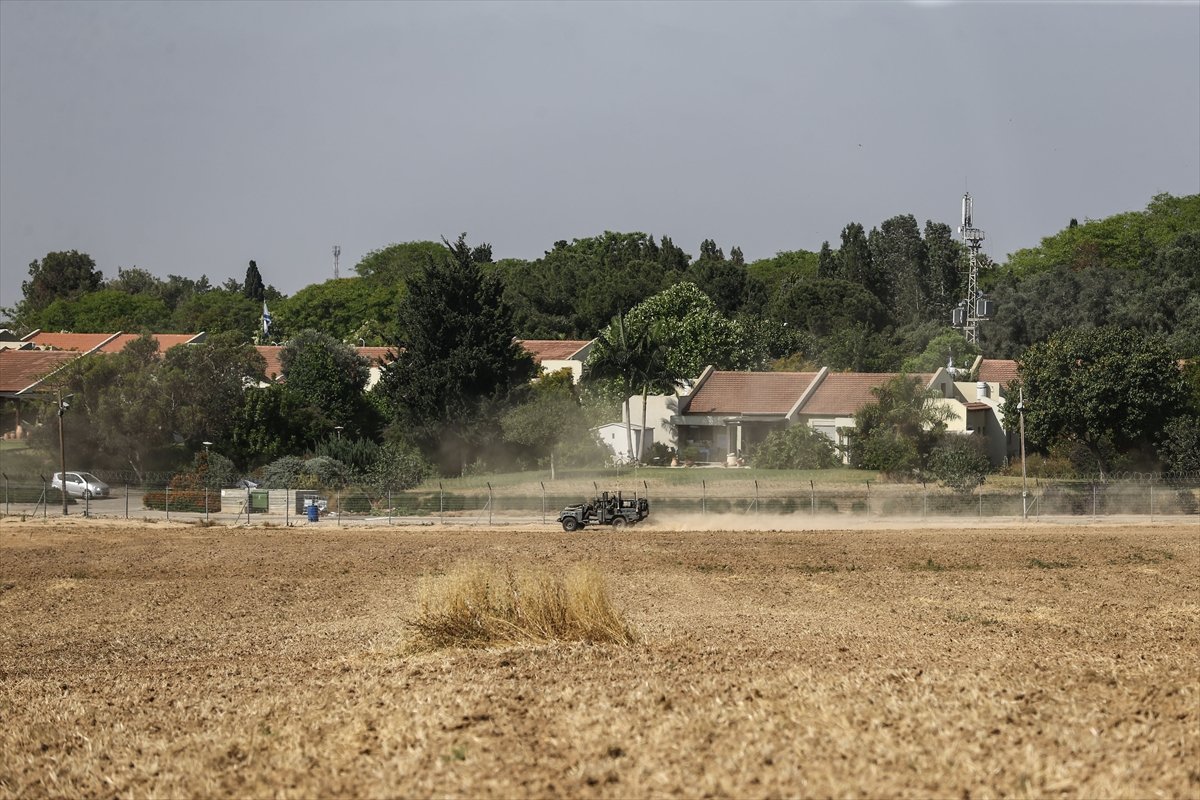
[51, 471, 110, 499]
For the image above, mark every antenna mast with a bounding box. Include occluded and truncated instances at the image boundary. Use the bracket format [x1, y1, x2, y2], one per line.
[952, 193, 993, 344]
[333, 245, 341, 279]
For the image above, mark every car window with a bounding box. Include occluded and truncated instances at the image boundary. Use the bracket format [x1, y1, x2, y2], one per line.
[79, 473, 100, 482]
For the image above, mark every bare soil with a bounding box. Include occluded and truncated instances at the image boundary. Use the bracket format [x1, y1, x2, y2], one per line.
[1, 519, 1197, 799]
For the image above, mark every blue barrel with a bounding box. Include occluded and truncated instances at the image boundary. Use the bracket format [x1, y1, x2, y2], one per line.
[307, 502, 319, 523]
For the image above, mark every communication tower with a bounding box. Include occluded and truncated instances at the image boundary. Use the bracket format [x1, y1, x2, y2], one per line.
[952, 193, 993, 344]
[333, 245, 341, 279]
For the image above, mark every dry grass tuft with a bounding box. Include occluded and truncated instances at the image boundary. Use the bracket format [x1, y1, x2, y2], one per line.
[407, 562, 637, 651]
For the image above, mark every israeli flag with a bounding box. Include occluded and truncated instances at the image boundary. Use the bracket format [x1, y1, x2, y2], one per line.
[262, 301, 273, 336]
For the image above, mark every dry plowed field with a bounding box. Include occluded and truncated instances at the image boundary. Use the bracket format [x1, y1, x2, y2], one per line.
[1, 519, 1197, 798]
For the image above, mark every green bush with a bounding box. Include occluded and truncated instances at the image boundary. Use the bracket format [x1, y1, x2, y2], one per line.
[930, 435, 991, 493]
[751, 425, 838, 470]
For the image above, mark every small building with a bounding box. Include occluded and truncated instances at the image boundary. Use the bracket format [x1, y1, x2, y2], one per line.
[519, 339, 595, 383]
[593, 422, 652, 464]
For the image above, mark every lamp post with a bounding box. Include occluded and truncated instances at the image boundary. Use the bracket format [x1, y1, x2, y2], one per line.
[334, 426, 344, 440]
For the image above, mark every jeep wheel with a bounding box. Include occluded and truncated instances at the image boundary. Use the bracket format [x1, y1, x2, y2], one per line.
[561, 517, 580, 532]
[611, 517, 627, 530]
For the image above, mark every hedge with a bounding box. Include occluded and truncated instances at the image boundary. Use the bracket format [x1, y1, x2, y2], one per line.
[143, 489, 221, 513]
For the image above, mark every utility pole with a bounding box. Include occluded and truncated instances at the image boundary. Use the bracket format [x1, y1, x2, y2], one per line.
[57, 388, 68, 516]
[333, 245, 341, 279]
[1019, 387, 1028, 519]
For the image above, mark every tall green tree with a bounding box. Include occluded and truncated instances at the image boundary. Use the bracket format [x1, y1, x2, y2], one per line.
[923, 221, 963, 322]
[685, 241, 747, 316]
[869, 214, 926, 315]
[354, 241, 448, 284]
[380, 234, 535, 474]
[623, 282, 764, 379]
[280, 329, 374, 435]
[275, 278, 401, 344]
[171, 290, 260, 337]
[243, 260, 266, 302]
[1010, 327, 1186, 477]
[17, 250, 103, 321]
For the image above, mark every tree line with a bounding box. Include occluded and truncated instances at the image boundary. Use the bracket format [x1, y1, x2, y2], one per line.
[3, 193, 1198, 484]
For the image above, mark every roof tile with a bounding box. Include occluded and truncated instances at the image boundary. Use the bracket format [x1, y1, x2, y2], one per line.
[800, 373, 933, 416]
[684, 371, 821, 415]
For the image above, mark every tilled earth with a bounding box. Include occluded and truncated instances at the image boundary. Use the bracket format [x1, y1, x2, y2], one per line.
[1, 519, 1197, 799]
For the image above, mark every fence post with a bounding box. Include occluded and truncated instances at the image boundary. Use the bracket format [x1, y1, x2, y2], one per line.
[1093, 483, 1097, 521]
[337, 490, 341, 527]
[811, 480, 815, 516]
[922, 482, 927, 520]
[978, 484, 983, 519]
[125, 484, 129, 519]
[754, 480, 759, 514]
[165, 483, 170, 522]
[702, 480, 707, 516]
[388, 490, 393, 526]
[3, 474, 7, 516]
[487, 482, 493, 525]
[43, 478, 47, 519]
[1149, 483, 1154, 522]
[204, 487, 209, 523]
[540, 481, 546, 525]
[865, 481, 871, 517]
[84, 488, 90, 518]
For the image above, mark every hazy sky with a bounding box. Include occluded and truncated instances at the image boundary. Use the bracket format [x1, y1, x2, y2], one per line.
[2, 0, 1198, 308]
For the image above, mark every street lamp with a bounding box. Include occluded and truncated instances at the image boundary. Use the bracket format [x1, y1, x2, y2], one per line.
[334, 426, 344, 440]
[202, 441, 213, 452]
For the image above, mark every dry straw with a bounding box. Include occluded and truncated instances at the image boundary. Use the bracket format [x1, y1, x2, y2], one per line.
[408, 562, 637, 650]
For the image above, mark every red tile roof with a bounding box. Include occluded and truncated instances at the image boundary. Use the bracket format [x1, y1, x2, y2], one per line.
[684, 371, 821, 415]
[520, 339, 591, 363]
[100, 333, 201, 353]
[977, 359, 1019, 386]
[256, 346, 285, 381]
[800, 373, 934, 416]
[0, 349, 82, 394]
[21, 332, 114, 352]
[21, 331, 204, 354]
[357, 346, 395, 366]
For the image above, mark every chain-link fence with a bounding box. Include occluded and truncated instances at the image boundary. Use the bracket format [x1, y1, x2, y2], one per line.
[2, 471, 1197, 526]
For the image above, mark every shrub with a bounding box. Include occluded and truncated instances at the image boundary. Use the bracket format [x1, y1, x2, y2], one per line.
[192, 450, 237, 488]
[367, 441, 432, 492]
[751, 425, 838, 469]
[303, 456, 353, 488]
[931, 435, 991, 493]
[260, 456, 307, 489]
[407, 563, 637, 651]
[313, 436, 381, 480]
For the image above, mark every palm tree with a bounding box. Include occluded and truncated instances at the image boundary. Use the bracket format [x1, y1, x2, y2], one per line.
[586, 312, 679, 464]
